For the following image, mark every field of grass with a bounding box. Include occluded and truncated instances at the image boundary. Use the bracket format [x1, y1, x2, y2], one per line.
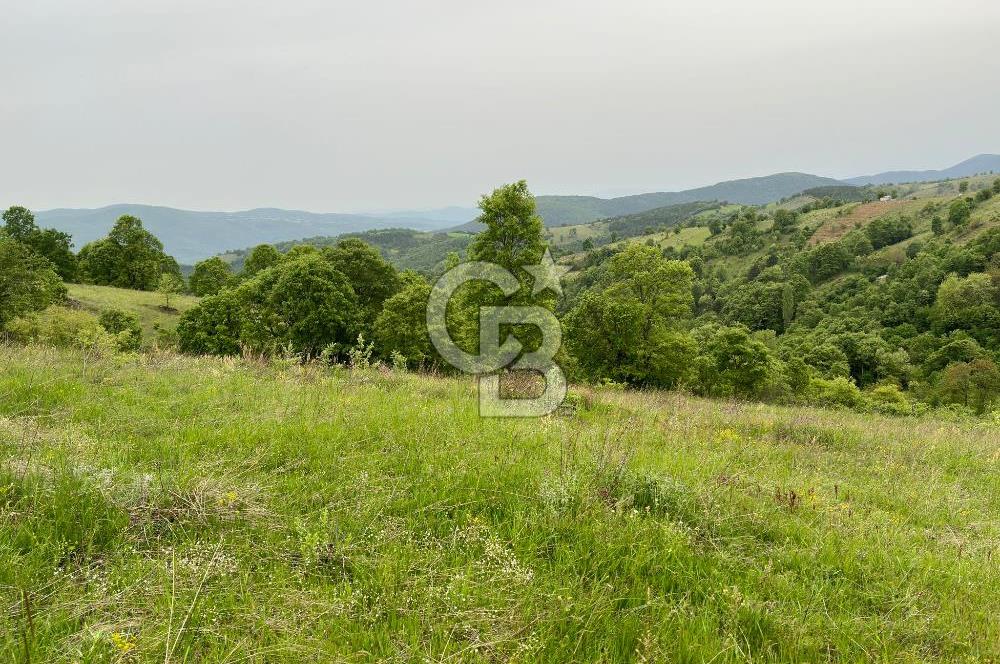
[65, 284, 200, 346]
[1, 345, 998, 662]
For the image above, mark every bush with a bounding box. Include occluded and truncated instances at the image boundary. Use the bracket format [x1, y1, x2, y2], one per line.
[6, 307, 118, 353]
[866, 384, 912, 416]
[98, 309, 142, 351]
[807, 376, 864, 410]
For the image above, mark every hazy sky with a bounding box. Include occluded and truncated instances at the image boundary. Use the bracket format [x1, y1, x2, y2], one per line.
[2, 0, 999, 212]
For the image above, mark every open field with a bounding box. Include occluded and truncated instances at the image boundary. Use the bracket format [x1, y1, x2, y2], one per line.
[1, 345, 998, 662]
[65, 284, 200, 346]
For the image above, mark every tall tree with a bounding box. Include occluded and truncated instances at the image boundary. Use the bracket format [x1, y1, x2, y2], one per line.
[189, 257, 234, 296]
[0, 235, 65, 328]
[77, 215, 174, 291]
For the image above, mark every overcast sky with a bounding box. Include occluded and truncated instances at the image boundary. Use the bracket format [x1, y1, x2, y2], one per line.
[2, 0, 999, 212]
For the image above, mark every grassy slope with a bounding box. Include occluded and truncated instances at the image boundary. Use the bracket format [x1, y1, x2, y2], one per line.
[65, 284, 200, 344]
[1, 346, 997, 662]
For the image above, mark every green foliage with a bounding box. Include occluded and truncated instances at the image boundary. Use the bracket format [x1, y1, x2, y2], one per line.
[98, 309, 143, 351]
[948, 199, 972, 226]
[5, 306, 118, 354]
[242, 243, 282, 277]
[322, 237, 401, 332]
[189, 256, 234, 296]
[77, 215, 175, 291]
[565, 245, 696, 387]
[865, 216, 913, 249]
[177, 290, 245, 356]
[0, 234, 66, 329]
[937, 358, 1000, 414]
[372, 275, 435, 368]
[3, 205, 78, 280]
[692, 324, 775, 398]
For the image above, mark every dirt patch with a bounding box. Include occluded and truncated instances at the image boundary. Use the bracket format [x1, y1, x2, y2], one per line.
[808, 200, 907, 245]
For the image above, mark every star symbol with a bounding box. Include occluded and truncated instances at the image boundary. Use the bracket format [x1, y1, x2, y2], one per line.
[525, 249, 571, 296]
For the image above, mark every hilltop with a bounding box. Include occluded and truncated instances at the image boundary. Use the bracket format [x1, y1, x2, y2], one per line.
[845, 154, 1000, 186]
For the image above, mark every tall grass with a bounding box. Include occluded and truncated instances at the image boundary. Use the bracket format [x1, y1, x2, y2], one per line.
[1, 345, 997, 662]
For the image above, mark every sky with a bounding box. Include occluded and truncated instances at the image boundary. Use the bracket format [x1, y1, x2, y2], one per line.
[2, 0, 999, 213]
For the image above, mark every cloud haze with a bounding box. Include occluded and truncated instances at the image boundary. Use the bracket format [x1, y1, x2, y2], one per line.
[2, 0, 999, 212]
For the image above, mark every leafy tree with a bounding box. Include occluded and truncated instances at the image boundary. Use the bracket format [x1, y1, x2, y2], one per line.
[959, 181, 969, 193]
[177, 290, 245, 356]
[157, 274, 185, 309]
[372, 274, 435, 368]
[948, 199, 972, 227]
[2, 206, 38, 242]
[931, 216, 944, 235]
[938, 358, 1000, 413]
[189, 257, 234, 296]
[323, 238, 400, 332]
[77, 215, 174, 291]
[693, 325, 774, 398]
[27, 228, 77, 281]
[804, 242, 852, 283]
[772, 209, 798, 233]
[565, 244, 696, 387]
[242, 244, 282, 277]
[238, 254, 359, 357]
[0, 235, 65, 328]
[866, 216, 912, 249]
[994, 178, 1000, 195]
[3, 206, 77, 280]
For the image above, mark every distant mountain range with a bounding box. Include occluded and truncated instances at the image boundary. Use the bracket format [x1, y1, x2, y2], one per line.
[844, 154, 1000, 186]
[34, 205, 460, 264]
[533, 172, 843, 227]
[22, 154, 999, 262]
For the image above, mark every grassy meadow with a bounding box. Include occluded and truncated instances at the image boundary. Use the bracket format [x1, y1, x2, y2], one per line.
[1, 345, 998, 662]
[64, 284, 200, 347]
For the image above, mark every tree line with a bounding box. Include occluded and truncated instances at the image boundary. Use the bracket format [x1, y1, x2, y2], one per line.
[5, 176, 1000, 417]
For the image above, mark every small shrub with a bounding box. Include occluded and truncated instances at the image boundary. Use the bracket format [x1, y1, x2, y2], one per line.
[98, 308, 142, 351]
[866, 384, 912, 416]
[807, 376, 864, 410]
[6, 307, 117, 352]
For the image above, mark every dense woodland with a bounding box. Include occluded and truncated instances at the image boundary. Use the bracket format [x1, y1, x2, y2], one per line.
[4, 173, 1000, 417]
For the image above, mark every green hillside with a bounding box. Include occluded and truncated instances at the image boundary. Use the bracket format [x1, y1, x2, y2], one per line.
[535, 172, 843, 226]
[65, 283, 200, 344]
[2, 345, 997, 661]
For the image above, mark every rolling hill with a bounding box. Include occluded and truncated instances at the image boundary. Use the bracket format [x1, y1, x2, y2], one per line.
[33, 204, 460, 264]
[844, 154, 1000, 186]
[533, 172, 844, 226]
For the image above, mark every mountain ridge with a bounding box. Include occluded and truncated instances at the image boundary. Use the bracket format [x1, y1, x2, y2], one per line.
[844, 154, 1000, 186]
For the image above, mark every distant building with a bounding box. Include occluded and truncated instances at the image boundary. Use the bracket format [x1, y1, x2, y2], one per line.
[879, 195, 893, 202]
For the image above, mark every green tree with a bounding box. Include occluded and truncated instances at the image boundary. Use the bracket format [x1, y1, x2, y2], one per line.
[157, 274, 185, 309]
[77, 215, 173, 291]
[772, 209, 798, 233]
[189, 257, 234, 296]
[238, 254, 359, 357]
[27, 228, 77, 281]
[958, 180, 969, 193]
[372, 274, 435, 368]
[948, 199, 972, 227]
[2, 206, 38, 242]
[931, 216, 944, 235]
[3, 206, 77, 280]
[938, 358, 1000, 414]
[242, 244, 282, 277]
[323, 238, 400, 332]
[693, 325, 775, 398]
[0, 235, 65, 328]
[565, 244, 696, 387]
[177, 290, 245, 356]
